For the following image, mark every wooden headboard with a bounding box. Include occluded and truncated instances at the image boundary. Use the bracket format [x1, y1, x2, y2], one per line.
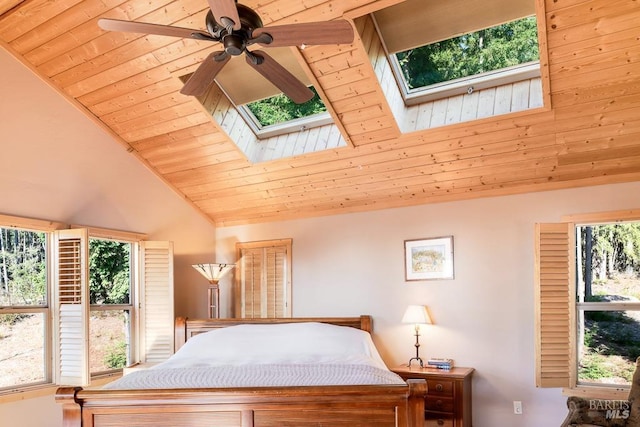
[174, 316, 373, 351]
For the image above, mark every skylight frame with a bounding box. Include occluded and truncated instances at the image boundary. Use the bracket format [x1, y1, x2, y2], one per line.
[234, 85, 333, 140]
[237, 105, 333, 140]
[384, 14, 542, 106]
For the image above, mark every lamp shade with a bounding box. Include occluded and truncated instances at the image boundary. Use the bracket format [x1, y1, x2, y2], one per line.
[192, 263, 235, 283]
[402, 305, 432, 325]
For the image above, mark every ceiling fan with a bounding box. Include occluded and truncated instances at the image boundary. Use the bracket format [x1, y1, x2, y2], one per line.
[98, 0, 354, 104]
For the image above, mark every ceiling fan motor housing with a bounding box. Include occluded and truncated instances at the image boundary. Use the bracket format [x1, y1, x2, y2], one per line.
[206, 4, 263, 56]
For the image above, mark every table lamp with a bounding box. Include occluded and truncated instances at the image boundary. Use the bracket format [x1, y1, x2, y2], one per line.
[402, 304, 433, 368]
[192, 263, 235, 318]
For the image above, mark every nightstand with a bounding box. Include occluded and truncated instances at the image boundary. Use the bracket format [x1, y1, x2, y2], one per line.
[392, 365, 474, 427]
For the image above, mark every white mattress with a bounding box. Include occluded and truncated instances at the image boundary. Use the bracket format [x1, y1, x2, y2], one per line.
[104, 322, 405, 389]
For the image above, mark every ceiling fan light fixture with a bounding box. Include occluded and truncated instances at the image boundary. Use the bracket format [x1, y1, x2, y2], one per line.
[223, 34, 245, 55]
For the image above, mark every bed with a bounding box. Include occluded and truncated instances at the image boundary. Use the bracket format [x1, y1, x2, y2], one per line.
[56, 316, 427, 427]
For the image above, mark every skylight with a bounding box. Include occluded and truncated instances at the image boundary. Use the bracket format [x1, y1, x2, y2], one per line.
[239, 86, 332, 139]
[394, 16, 539, 93]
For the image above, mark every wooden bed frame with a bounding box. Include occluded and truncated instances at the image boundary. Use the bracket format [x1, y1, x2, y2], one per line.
[56, 316, 426, 427]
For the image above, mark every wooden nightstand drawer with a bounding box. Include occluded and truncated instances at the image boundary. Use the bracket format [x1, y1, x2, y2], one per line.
[425, 413, 454, 427]
[391, 365, 474, 427]
[426, 379, 454, 396]
[425, 396, 454, 412]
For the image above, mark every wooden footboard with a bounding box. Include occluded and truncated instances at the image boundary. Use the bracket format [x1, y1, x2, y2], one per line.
[56, 380, 426, 427]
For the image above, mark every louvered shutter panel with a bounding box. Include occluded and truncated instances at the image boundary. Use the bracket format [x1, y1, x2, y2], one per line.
[139, 241, 174, 362]
[264, 246, 287, 317]
[53, 229, 89, 386]
[238, 247, 262, 318]
[236, 240, 291, 318]
[534, 223, 574, 388]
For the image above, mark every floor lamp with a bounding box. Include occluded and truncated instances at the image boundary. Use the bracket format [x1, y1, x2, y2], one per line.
[402, 305, 433, 368]
[192, 263, 235, 318]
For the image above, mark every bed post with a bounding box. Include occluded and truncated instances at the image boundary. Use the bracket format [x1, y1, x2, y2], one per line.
[55, 387, 83, 427]
[406, 379, 427, 427]
[360, 315, 373, 333]
[174, 316, 187, 351]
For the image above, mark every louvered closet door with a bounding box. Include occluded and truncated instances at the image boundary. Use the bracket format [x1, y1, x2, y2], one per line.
[53, 229, 89, 386]
[139, 241, 174, 362]
[534, 223, 574, 388]
[236, 239, 291, 318]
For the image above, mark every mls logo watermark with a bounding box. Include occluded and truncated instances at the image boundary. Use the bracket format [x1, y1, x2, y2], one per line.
[589, 400, 630, 420]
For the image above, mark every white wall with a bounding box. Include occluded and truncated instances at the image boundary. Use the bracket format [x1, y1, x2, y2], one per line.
[0, 47, 217, 425]
[216, 180, 640, 427]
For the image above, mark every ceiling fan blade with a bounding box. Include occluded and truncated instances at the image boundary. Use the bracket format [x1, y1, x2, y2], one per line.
[180, 51, 230, 96]
[207, 0, 241, 30]
[252, 20, 354, 48]
[98, 18, 212, 40]
[246, 50, 314, 104]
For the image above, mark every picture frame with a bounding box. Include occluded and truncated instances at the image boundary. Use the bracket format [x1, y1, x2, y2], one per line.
[404, 236, 454, 281]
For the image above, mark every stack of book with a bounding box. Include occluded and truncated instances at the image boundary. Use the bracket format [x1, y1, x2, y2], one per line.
[427, 358, 454, 369]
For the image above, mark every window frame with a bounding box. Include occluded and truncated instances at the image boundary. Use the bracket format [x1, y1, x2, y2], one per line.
[535, 209, 640, 399]
[392, 58, 541, 106]
[0, 216, 63, 393]
[87, 236, 138, 377]
[0, 215, 173, 397]
[237, 105, 333, 140]
[385, 14, 541, 106]
[573, 222, 640, 389]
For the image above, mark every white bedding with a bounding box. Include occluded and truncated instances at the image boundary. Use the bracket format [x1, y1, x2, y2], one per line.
[105, 322, 405, 389]
[104, 364, 406, 389]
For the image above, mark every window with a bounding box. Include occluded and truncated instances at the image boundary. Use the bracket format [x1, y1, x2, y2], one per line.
[240, 87, 332, 139]
[0, 214, 174, 394]
[205, 47, 333, 140]
[373, 0, 540, 104]
[392, 16, 539, 103]
[235, 239, 292, 318]
[535, 210, 640, 396]
[88, 238, 134, 375]
[368, 0, 547, 132]
[575, 223, 640, 387]
[0, 225, 49, 389]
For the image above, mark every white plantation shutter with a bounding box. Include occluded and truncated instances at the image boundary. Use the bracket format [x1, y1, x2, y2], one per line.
[534, 223, 574, 388]
[139, 241, 174, 362]
[53, 229, 89, 386]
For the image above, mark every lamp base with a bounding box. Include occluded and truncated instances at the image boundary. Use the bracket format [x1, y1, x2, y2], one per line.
[407, 357, 424, 368]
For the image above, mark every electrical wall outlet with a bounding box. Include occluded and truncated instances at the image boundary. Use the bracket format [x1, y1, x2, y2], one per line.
[513, 401, 523, 415]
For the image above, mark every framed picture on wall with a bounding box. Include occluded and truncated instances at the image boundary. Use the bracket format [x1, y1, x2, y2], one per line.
[404, 236, 454, 281]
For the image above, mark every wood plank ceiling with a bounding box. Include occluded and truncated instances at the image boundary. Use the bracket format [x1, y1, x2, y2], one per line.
[1, 0, 640, 226]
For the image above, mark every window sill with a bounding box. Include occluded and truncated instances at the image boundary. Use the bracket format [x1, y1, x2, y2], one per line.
[0, 374, 122, 403]
[563, 385, 630, 400]
[0, 383, 59, 404]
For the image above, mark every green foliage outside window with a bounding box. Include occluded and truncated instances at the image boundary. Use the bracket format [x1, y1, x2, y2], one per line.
[246, 86, 326, 127]
[395, 16, 539, 90]
[104, 341, 128, 369]
[89, 239, 130, 304]
[0, 228, 46, 307]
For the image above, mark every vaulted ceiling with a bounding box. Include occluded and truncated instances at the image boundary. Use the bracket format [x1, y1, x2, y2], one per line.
[2, 0, 639, 226]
